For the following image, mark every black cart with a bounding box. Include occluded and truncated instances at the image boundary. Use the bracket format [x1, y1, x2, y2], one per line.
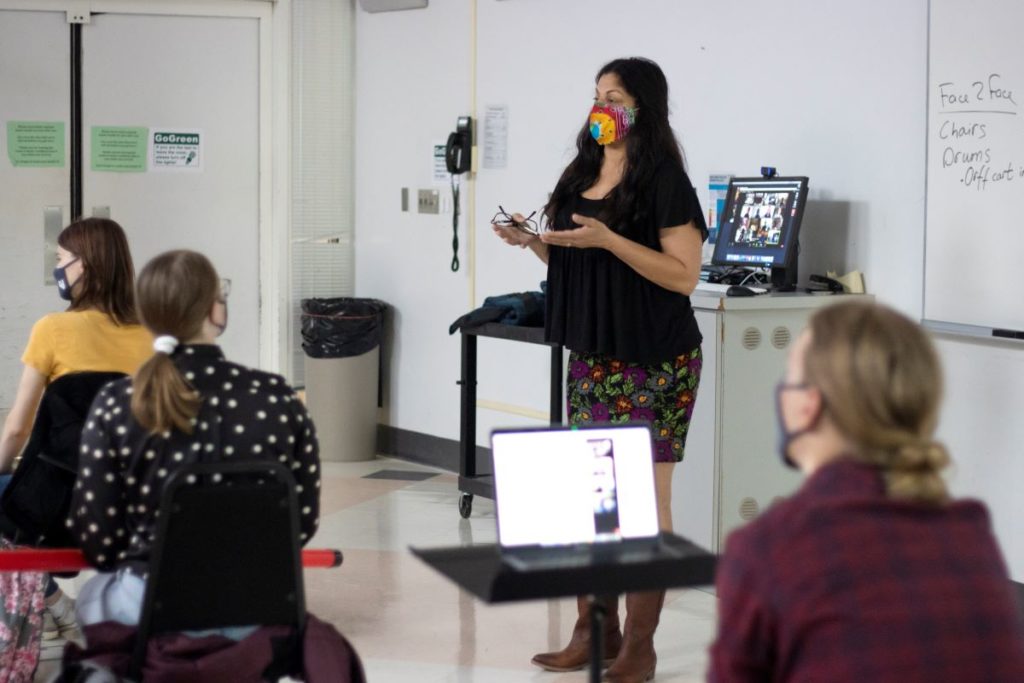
[457, 323, 563, 518]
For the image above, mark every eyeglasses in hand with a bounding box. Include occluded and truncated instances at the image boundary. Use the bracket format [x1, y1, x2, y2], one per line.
[491, 206, 542, 237]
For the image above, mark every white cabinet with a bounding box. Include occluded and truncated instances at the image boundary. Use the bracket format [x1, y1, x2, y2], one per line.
[673, 292, 870, 553]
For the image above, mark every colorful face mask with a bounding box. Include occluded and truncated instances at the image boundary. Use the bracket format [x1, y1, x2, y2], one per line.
[589, 103, 637, 145]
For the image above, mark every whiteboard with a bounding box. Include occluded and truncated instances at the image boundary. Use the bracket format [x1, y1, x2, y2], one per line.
[926, 0, 1024, 335]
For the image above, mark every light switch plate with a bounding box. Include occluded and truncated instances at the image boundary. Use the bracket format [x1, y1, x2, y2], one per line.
[418, 189, 440, 214]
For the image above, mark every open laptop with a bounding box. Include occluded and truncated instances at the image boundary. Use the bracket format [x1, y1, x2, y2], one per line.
[490, 424, 685, 572]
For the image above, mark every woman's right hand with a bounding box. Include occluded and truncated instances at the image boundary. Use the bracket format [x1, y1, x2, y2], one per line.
[492, 213, 538, 249]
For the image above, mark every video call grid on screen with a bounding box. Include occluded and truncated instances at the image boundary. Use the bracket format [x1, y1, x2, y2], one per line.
[712, 177, 808, 267]
[490, 426, 660, 549]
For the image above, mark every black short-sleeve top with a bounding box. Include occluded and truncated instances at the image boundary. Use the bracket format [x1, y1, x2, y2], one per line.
[545, 161, 709, 364]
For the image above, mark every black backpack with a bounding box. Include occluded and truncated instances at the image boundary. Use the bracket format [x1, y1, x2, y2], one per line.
[0, 371, 125, 548]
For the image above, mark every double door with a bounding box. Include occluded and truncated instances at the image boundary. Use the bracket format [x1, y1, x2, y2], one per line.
[0, 2, 277, 412]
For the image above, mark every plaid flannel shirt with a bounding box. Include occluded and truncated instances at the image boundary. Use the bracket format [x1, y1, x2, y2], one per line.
[709, 459, 1024, 682]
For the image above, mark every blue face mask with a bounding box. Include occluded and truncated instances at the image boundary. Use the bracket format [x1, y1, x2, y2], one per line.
[774, 382, 818, 470]
[53, 257, 80, 302]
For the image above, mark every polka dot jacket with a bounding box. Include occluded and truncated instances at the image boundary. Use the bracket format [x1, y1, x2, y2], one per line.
[70, 344, 320, 574]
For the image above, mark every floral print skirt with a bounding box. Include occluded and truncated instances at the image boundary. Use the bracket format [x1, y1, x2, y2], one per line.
[0, 538, 45, 682]
[567, 347, 702, 463]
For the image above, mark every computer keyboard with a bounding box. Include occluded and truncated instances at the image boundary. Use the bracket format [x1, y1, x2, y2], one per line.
[695, 282, 767, 294]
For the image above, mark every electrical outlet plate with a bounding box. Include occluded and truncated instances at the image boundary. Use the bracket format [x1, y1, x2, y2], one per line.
[67, 3, 90, 23]
[418, 189, 440, 214]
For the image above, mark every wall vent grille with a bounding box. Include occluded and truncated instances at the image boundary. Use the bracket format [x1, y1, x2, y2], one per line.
[742, 327, 762, 350]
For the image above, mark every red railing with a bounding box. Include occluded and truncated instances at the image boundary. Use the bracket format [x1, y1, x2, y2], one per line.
[0, 548, 342, 571]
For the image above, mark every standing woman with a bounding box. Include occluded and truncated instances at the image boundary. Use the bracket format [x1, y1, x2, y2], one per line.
[494, 57, 707, 682]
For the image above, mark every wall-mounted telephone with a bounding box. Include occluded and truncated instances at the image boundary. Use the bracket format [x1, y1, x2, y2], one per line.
[446, 115, 472, 272]
[445, 116, 472, 175]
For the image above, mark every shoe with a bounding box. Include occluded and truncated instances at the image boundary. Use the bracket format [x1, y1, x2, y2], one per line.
[43, 594, 79, 641]
[531, 595, 621, 672]
[602, 590, 665, 682]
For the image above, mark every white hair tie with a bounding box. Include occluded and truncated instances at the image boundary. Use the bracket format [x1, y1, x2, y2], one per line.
[153, 335, 179, 355]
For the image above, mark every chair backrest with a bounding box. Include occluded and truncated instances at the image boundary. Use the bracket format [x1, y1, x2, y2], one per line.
[131, 460, 306, 673]
[0, 371, 126, 546]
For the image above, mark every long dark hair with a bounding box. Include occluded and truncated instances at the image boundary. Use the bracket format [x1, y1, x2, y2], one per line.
[57, 218, 138, 325]
[131, 250, 220, 434]
[544, 57, 685, 233]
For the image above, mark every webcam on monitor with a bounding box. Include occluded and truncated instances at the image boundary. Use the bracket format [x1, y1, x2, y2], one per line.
[710, 175, 809, 291]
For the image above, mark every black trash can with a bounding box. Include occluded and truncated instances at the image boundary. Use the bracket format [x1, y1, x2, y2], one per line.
[301, 298, 387, 462]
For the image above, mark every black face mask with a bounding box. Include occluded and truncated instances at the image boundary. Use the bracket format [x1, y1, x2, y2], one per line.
[774, 382, 820, 470]
[53, 257, 80, 302]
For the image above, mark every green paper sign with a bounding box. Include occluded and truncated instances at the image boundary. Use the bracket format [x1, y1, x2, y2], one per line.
[6, 121, 65, 167]
[91, 126, 147, 172]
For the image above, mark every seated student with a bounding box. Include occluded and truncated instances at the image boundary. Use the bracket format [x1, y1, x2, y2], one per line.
[69, 250, 320, 629]
[0, 218, 150, 671]
[709, 301, 1024, 683]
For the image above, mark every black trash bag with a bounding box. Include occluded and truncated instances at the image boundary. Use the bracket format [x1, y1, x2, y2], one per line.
[301, 298, 388, 359]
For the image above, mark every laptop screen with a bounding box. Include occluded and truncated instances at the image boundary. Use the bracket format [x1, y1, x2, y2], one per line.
[490, 425, 660, 548]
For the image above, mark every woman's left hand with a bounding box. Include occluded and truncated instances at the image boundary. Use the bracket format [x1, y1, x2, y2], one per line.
[539, 213, 616, 250]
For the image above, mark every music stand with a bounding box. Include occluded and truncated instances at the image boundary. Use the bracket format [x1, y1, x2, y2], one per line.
[411, 532, 716, 683]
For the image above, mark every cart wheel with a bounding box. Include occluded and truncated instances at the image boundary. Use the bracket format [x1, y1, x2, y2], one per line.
[459, 493, 473, 519]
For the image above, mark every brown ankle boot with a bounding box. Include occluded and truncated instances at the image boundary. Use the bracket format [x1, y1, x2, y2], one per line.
[602, 590, 664, 682]
[531, 595, 621, 672]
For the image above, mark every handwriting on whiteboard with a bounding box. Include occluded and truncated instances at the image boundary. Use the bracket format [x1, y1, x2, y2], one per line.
[934, 73, 1023, 191]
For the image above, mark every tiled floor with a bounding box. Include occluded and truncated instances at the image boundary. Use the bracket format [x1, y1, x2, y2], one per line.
[38, 457, 718, 682]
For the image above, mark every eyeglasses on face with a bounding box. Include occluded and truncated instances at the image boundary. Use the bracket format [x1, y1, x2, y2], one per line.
[491, 206, 542, 236]
[219, 278, 232, 302]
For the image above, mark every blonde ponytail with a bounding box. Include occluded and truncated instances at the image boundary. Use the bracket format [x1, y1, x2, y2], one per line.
[131, 353, 201, 434]
[875, 440, 951, 506]
[129, 250, 220, 435]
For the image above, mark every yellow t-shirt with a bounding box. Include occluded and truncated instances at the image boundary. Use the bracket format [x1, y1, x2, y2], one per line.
[21, 310, 153, 382]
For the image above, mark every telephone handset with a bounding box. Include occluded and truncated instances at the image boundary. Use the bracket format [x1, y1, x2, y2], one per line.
[445, 116, 472, 175]
[446, 116, 472, 272]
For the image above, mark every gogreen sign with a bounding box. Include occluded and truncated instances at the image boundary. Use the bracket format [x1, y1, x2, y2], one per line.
[153, 133, 199, 145]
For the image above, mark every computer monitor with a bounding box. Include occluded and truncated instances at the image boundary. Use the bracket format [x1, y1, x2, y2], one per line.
[711, 176, 809, 290]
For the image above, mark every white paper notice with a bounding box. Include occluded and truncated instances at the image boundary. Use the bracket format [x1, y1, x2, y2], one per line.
[432, 141, 449, 185]
[483, 105, 508, 169]
[150, 128, 203, 171]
